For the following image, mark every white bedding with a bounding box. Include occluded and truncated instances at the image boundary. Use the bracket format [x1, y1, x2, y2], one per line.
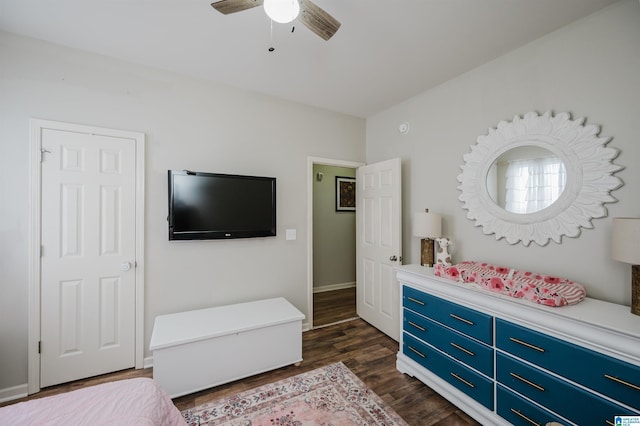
[0, 378, 186, 425]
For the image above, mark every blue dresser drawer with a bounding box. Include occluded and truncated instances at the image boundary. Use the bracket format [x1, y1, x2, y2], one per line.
[403, 332, 494, 410]
[403, 286, 493, 345]
[496, 384, 564, 426]
[496, 318, 640, 411]
[404, 309, 494, 377]
[497, 352, 637, 425]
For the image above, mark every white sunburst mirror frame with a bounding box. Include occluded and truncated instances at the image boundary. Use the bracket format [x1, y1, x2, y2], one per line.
[457, 111, 623, 246]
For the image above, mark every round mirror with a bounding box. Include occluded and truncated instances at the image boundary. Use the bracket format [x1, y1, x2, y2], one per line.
[486, 146, 566, 214]
[457, 111, 622, 246]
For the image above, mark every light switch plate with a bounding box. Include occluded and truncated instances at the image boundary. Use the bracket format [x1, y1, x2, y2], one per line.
[285, 229, 297, 241]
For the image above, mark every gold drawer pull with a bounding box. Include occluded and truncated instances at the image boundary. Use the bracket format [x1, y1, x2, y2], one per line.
[450, 372, 475, 388]
[450, 342, 475, 356]
[407, 296, 425, 306]
[604, 374, 640, 391]
[408, 346, 426, 358]
[509, 337, 545, 353]
[510, 408, 541, 426]
[450, 313, 474, 326]
[510, 372, 545, 392]
[408, 321, 426, 332]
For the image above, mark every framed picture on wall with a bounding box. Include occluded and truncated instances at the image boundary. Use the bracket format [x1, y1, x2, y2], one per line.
[335, 176, 356, 212]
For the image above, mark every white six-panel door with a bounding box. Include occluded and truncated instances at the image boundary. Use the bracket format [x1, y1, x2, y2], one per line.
[356, 158, 402, 341]
[39, 126, 138, 387]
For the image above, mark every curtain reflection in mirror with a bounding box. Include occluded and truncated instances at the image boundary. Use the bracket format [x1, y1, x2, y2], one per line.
[504, 157, 566, 214]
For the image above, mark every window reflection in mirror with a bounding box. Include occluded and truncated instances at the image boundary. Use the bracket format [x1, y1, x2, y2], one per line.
[487, 146, 566, 214]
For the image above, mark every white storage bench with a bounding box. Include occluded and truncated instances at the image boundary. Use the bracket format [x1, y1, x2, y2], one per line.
[149, 297, 305, 398]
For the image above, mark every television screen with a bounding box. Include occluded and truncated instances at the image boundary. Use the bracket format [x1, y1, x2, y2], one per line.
[168, 170, 276, 240]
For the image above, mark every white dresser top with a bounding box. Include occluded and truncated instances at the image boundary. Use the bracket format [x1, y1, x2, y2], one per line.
[396, 265, 640, 363]
[150, 297, 305, 351]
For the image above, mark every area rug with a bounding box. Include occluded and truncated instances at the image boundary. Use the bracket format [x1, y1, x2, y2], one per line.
[181, 362, 408, 426]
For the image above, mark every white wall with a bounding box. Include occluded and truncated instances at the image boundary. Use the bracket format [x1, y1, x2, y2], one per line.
[366, 0, 640, 307]
[0, 32, 365, 391]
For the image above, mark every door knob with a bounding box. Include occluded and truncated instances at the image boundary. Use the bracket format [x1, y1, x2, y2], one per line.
[389, 255, 398, 262]
[120, 262, 132, 271]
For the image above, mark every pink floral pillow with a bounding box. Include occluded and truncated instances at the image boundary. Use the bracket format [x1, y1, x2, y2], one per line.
[434, 261, 586, 307]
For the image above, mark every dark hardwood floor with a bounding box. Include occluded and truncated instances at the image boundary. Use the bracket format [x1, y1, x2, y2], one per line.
[313, 286, 357, 327]
[2, 319, 479, 425]
[174, 319, 479, 425]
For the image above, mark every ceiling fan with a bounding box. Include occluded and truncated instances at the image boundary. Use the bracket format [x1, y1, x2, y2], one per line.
[210, 0, 341, 41]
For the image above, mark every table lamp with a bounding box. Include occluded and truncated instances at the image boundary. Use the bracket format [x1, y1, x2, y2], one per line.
[611, 217, 640, 316]
[413, 209, 442, 267]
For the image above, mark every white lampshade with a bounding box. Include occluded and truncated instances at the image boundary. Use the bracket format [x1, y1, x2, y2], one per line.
[264, 0, 300, 24]
[413, 210, 442, 239]
[612, 217, 640, 265]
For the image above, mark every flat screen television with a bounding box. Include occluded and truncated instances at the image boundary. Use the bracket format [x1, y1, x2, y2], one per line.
[167, 170, 276, 240]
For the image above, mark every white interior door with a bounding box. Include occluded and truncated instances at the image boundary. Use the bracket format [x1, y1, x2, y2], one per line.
[39, 126, 138, 387]
[356, 158, 402, 341]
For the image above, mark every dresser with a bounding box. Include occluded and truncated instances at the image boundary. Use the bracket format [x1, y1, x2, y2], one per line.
[396, 265, 640, 425]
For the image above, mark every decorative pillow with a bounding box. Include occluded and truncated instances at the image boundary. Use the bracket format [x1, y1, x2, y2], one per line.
[434, 261, 586, 307]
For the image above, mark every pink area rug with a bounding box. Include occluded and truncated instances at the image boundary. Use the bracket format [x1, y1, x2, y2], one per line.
[181, 362, 408, 425]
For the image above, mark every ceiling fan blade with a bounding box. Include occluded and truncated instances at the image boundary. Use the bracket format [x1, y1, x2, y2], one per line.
[210, 0, 263, 15]
[299, 0, 341, 41]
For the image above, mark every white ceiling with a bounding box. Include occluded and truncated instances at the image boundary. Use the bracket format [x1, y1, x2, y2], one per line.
[0, 0, 619, 118]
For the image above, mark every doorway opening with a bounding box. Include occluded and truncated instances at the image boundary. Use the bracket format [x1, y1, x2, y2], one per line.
[307, 157, 363, 329]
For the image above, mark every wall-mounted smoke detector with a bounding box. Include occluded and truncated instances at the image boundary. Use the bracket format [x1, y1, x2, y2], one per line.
[398, 122, 410, 135]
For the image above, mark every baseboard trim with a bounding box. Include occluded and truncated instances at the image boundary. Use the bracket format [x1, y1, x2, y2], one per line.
[0, 383, 28, 404]
[313, 282, 355, 293]
[143, 356, 154, 369]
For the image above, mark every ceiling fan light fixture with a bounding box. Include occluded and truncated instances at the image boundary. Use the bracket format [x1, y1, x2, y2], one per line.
[264, 0, 300, 24]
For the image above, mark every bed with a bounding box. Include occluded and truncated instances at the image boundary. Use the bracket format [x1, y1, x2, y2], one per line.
[0, 378, 186, 425]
